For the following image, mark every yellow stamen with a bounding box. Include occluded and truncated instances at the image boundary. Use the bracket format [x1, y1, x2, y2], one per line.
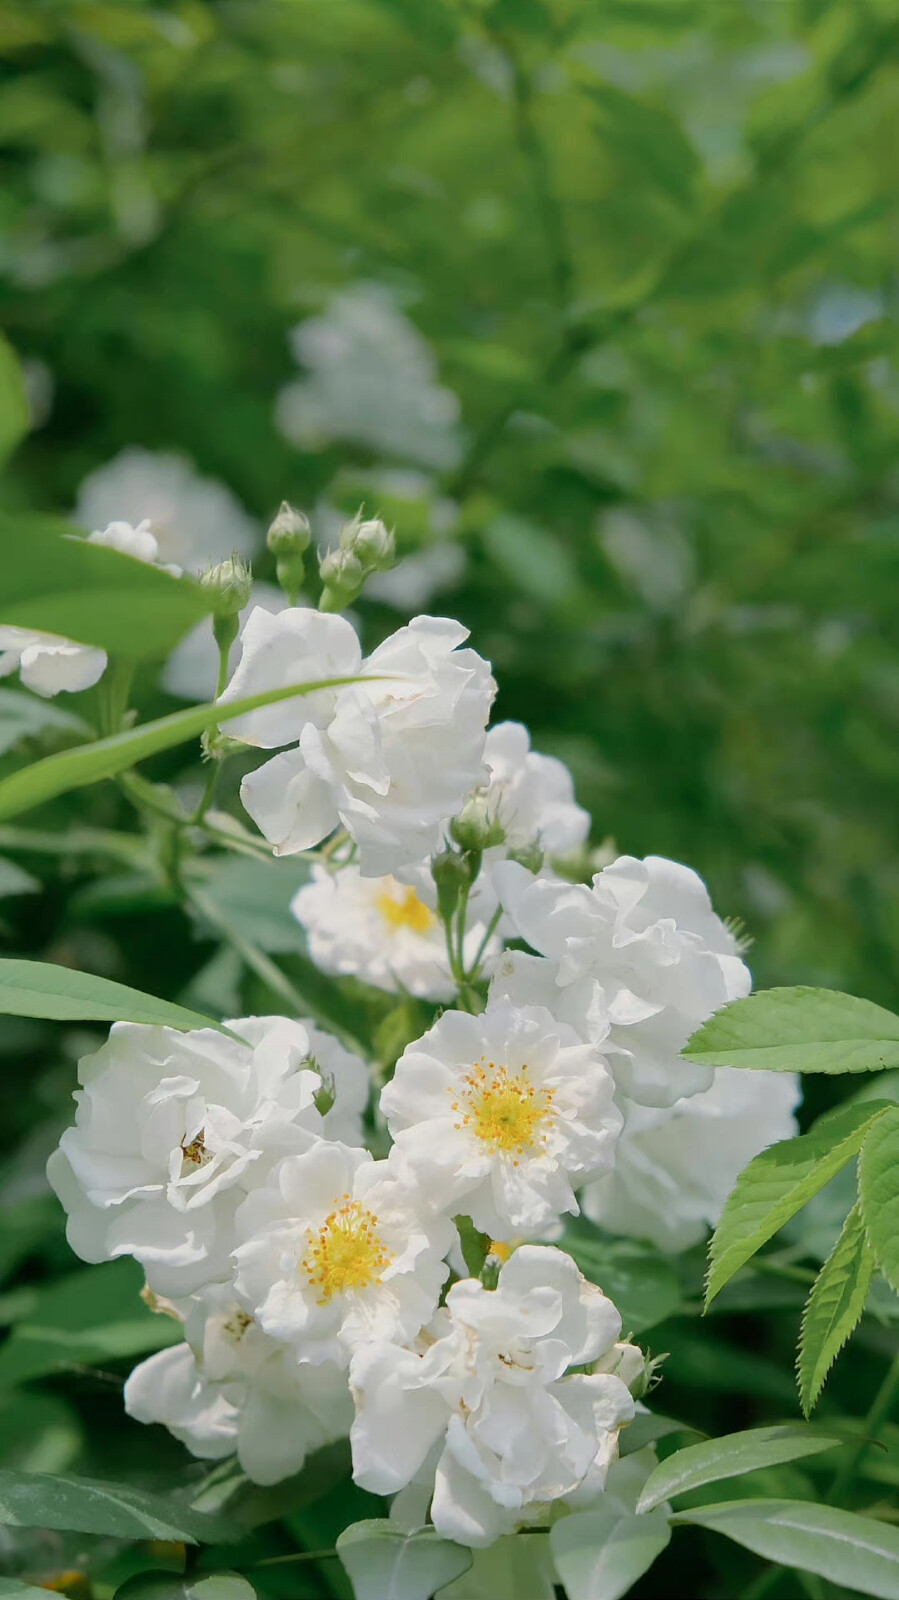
[181, 1132, 208, 1166]
[454, 1059, 555, 1159]
[489, 1240, 513, 1262]
[301, 1197, 393, 1304]
[375, 880, 435, 934]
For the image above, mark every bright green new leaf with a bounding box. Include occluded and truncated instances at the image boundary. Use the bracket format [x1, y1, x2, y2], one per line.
[550, 1504, 671, 1600]
[336, 1519, 473, 1600]
[0, 517, 213, 657]
[560, 1227, 682, 1332]
[0, 1468, 215, 1543]
[671, 1499, 899, 1598]
[636, 1424, 843, 1513]
[0, 674, 366, 822]
[0, 958, 236, 1034]
[0, 1258, 180, 1387]
[858, 1104, 899, 1293]
[684, 987, 899, 1074]
[705, 1101, 889, 1306]
[798, 1202, 876, 1416]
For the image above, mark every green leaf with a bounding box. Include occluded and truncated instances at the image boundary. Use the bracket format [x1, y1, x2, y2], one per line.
[0, 687, 90, 759]
[336, 1520, 472, 1600]
[0, 1390, 82, 1473]
[0, 1579, 64, 1600]
[0, 332, 29, 467]
[0, 516, 213, 658]
[0, 674, 366, 822]
[0, 1258, 181, 1387]
[684, 987, 899, 1074]
[186, 1440, 353, 1539]
[671, 1499, 899, 1598]
[115, 1576, 258, 1600]
[561, 1227, 683, 1332]
[0, 858, 38, 897]
[858, 1104, 899, 1292]
[195, 855, 310, 953]
[798, 1202, 876, 1416]
[619, 1413, 702, 1458]
[0, 957, 238, 1034]
[587, 84, 701, 207]
[705, 1102, 889, 1306]
[636, 1424, 843, 1513]
[0, 1468, 215, 1542]
[550, 1504, 671, 1600]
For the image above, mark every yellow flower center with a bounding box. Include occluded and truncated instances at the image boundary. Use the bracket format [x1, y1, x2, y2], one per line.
[301, 1195, 393, 1304]
[375, 880, 435, 934]
[452, 1060, 555, 1162]
[181, 1131, 209, 1167]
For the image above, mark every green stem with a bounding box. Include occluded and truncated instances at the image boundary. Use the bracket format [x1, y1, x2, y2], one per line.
[244, 1549, 338, 1568]
[468, 904, 503, 979]
[827, 1349, 899, 1504]
[190, 759, 223, 827]
[0, 823, 148, 867]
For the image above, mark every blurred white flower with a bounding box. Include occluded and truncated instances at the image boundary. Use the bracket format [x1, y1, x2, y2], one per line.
[47, 1017, 327, 1297]
[125, 1283, 351, 1484]
[292, 863, 500, 1002]
[349, 1245, 635, 1547]
[232, 1140, 452, 1366]
[493, 855, 750, 1108]
[224, 611, 495, 876]
[275, 284, 463, 470]
[75, 447, 259, 573]
[382, 997, 621, 1237]
[581, 1065, 801, 1253]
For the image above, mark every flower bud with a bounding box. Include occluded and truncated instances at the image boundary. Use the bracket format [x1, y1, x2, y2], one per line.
[340, 512, 395, 573]
[319, 547, 365, 613]
[450, 792, 505, 854]
[199, 554, 253, 618]
[507, 838, 545, 875]
[267, 503, 311, 605]
[430, 848, 471, 923]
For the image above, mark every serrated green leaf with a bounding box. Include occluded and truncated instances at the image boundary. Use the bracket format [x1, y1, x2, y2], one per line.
[0, 957, 236, 1034]
[549, 1503, 671, 1600]
[0, 1258, 180, 1387]
[670, 1499, 899, 1598]
[705, 1101, 888, 1306]
[798, 1201, 875, 1416]
[336, 1519, 472, 1600]
[684, 987, 899, 1074]
[636, 1424, 842, 1513]
[0, 673, 366, 822]
[0, 1467, 215, 1542]
[858, 1104, 899, 1292]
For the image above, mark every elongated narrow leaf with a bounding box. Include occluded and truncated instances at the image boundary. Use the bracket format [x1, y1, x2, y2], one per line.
[798, 1202, 876, 1416]
[0, 517, 213, 657]
[671, 1499, 899, 1598]
[550, 1505, 671, 1600]
[684, 987, 899, 1074]
[336, 1519, 472, 1600]
[0, 674, 364, 822]
[0, 1468, 214, 1542]
[705, 1102, 888, 1306]
[0, 958, 233, 1034]
[636, 1424, 842, 1513]
[859, 1104, 899, 1292]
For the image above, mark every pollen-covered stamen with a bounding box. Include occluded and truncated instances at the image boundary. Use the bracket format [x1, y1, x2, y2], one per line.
[301, 1194, 393, 1304]
[180, 1131, 210, 1168]
[223, 1309, 254, 1344]
[452, 1059, 555, 1160]
[375, 880, 435, 934]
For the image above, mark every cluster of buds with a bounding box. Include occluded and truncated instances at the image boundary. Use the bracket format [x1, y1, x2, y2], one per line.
[319, 510, 395, 613]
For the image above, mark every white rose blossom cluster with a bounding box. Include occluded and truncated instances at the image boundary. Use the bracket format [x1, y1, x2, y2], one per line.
[46, 570, 800, 1551]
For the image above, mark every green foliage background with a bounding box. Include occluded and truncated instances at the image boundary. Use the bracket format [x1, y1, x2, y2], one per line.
[0, 2, 898, 1597]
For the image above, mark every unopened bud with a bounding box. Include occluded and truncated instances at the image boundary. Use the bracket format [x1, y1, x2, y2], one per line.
[319, 547, 365, 612]
[200, 554, 253, 618]
[507, 838, 544, 875]
[450, 793, 505, 854]
[340, 512, 395, 573]
[313, 1070, 336, 1118]
[431, 848, 471, 923]
[268, 503, 311, 604]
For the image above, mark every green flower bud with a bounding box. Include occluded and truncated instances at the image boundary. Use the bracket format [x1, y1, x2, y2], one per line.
[430, 848, 471, 923]
[267, 501, 312, 557]
[450, 793, 505, 854]
[199, 554, 253, 618]
[507, 838, 545, 875]
[340, 512, 395, 573]
[319, 547, 365, 612]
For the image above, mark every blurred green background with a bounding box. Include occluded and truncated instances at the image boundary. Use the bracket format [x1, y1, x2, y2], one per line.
[0, 6, 899, 1594]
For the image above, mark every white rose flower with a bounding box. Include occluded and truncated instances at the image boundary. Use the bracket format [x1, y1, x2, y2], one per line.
[305, 1021, 371, 1147]
[47, 1017, 326, 1297]
[232, 1140, 452, 1366]
[124, 1283, 351, 1485]
[223, 611, 496, 875]
[0, 520, 163, 698]
[292, 863, 500, 1001]
[75, 447, 260, 571]
[493, 854, 751, 1108]
[481, 721, 590, 859]
[381, 998, 621, 1238]
[581, 1065, 801, 1253]
[349, 1245, 635, 1548]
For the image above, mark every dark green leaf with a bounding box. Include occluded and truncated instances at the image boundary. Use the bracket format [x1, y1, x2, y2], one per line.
[0, 1468, 216, 1542]
[671, 1499, 899, 1597]
[561, 1227, 683, 1332]
[0, 1259, 181, 1387]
